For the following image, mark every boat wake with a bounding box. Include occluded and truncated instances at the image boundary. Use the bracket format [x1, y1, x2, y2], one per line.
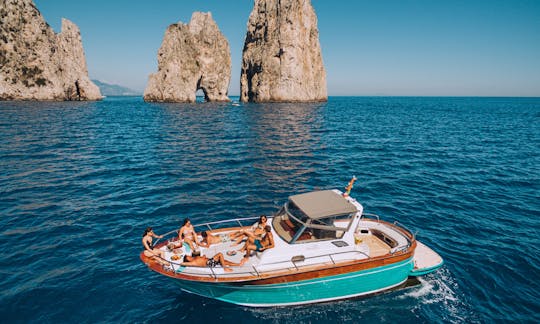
[398, 267, 476, 322]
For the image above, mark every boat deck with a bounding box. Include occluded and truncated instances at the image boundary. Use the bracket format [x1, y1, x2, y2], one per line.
[355, 234, 391, 257]
[410, 240, 444, 275]
[158, 231, 394, 278]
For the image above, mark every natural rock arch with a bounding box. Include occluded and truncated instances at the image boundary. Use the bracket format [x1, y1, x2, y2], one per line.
[144, 12, 231, 103]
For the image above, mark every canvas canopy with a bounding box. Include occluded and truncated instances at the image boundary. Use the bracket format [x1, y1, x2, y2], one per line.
[288, 190, 357, 220]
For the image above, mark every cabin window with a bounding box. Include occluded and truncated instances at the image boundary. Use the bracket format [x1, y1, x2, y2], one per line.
[286, 202, 309, 224]
[272, 202, 354, 243]
[273, 203, 309, 243]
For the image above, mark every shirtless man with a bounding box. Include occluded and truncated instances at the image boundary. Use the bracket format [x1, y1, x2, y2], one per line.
[240, 225, 275, 259]
[181, 252, 246, 272]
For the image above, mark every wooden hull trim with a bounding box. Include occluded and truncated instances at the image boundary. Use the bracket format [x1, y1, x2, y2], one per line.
[140, 240, 416, 285]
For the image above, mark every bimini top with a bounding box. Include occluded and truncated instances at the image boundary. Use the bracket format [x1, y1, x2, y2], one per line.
[288, 190, 358, 219]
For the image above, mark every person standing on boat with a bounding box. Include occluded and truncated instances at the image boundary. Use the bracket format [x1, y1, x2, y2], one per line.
[142, 227, 168, 266]
[179, 218, 198, 252]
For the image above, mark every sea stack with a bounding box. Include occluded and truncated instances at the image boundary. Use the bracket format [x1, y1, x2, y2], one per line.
[240, 0, 327, 103]
[144, 12, 231, 103]
[0, 0, 101, 101]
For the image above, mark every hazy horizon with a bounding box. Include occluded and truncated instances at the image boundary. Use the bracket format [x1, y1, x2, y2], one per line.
[35, 0, 540, 97]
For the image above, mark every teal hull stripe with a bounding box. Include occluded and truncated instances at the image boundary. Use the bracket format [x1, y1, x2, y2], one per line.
[232, 259, 412, 290]
[173, 258, 414, 306]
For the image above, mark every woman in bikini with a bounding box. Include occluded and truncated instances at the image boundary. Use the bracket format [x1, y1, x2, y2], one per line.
[178, 218, 198, 251]
[142, 227, 168, 266]
[231, 215, 268, 246]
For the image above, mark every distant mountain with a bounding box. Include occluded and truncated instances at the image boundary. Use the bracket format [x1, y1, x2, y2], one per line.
[92, 80, 141, 96]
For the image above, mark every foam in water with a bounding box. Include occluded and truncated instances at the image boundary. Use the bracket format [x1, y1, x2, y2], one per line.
[399, 268, 474, 322]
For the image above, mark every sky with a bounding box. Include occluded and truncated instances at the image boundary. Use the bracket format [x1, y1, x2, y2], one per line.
[34, 0, 540, 96]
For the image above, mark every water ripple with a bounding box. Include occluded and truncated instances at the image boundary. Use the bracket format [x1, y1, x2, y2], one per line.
[0, 96, 539, 322]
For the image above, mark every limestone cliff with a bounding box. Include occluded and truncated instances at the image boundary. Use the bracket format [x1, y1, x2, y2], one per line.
[240, 0, 327, 102]
[0, 0, 101, 101]
[144, 12, 231, 103]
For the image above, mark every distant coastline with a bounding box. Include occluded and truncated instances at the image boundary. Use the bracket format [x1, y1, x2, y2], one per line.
[92, 80, 141, 97]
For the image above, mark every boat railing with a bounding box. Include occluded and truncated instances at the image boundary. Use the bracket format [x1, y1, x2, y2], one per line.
[362, 213, 380, 222]
[153, 216, 261, 246]
[360, 214, 415, 253]
[156, 247, 374, 279]
[361, 213, 415, 241]
[148, 215, 409, 279]
[392, 221, 416, 240]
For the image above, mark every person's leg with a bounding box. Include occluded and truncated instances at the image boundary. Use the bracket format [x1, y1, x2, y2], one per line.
[232, 232, 248, 246]
[238, 241, 254, 253]
[145, 250, 168, 266]
[184, 237, 197, 251]
[213, 253, 233, 272]
[242, 242, 257, 260]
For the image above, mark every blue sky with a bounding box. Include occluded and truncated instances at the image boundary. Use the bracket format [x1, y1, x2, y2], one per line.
[35, 0, 540, 96]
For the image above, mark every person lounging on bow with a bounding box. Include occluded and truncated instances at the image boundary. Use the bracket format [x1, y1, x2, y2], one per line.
[198, 230, 234, 248]
[142, 227, 168, 266]
[181, 252, 246, 272]
[231, 215, 268, 246]
[240, 225, 275, 261]
[178, 218, 198, 252]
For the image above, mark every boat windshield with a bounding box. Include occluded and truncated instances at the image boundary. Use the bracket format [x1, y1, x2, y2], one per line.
[272, 201, 354, 243]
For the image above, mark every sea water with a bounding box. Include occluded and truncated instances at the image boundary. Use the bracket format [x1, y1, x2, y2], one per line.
[0, 96, 539, 322]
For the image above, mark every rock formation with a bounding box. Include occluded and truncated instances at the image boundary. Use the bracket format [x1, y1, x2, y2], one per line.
[144, 12, 231, 102]
[240, 0, 327, 102]
[0, 0, 101, 101]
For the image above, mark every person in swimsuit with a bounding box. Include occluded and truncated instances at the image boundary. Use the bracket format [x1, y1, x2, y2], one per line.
[142, 227, 168, 266]
[231, 215, 268, 246]
[240, 225, 275, 260]
[178, 218, 198, 251]
[198, 231, 233, 248]
[181, 252, 246, 272]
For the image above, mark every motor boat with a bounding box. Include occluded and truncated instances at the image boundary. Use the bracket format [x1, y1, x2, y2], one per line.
[140, 188, 443, 306]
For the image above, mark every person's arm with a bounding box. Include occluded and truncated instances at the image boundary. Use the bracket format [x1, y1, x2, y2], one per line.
[250, 222, 259, 231]
[264, 233, 275, 250]
[189, 226, 198, 242]
[198, 238, 210, 248]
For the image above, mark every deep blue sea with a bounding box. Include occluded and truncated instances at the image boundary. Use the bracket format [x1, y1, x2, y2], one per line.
[1, 96, 539, 323]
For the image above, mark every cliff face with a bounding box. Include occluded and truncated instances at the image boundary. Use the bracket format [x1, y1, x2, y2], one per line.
[144, 12, 231, 103]
[0, 0, 101, 101]
[240, 0, 327, 103]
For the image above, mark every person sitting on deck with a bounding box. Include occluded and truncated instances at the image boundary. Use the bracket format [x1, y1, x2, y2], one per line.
[142, 227, 168, 266]
[181, 252, 246, 272]
[231, 215, 268, 246]
[178, 218, 198, 252]
[198, 231, 234, 248]
[240, 225, 275, 259]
